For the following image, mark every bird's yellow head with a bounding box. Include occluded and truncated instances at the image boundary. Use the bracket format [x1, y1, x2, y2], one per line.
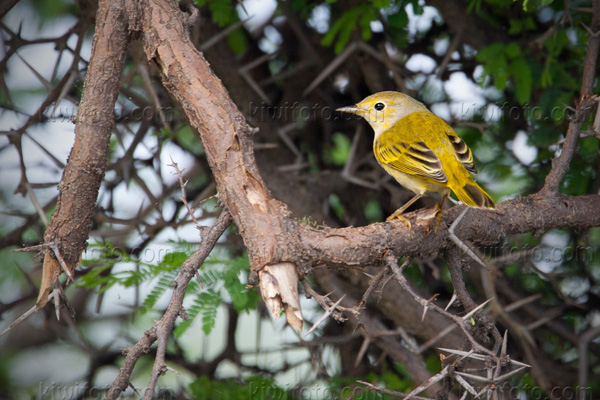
[337, 91, 428, 139]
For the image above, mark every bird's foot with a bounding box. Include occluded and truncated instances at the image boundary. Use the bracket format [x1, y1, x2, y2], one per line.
[386, 211, 412, 230]
[432, 204, 444, 231]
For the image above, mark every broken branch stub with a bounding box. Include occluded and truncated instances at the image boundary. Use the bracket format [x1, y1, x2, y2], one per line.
[259, 262, 303, 331]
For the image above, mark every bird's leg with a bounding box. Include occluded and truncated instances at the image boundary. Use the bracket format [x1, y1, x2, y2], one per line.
[432, 193, 449, 231]
[386, 193, 424, 229]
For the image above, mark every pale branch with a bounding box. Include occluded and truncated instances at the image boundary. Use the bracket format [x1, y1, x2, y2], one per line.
[106, 209, 232, 400]
[357, 380, 434, 400]
[169, 160, 203, 228]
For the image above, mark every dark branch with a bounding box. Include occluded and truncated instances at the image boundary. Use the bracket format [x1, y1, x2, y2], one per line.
[540, 0, 600, 196]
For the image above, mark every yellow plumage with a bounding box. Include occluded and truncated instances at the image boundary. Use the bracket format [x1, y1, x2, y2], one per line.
[337, 91, 495, 227]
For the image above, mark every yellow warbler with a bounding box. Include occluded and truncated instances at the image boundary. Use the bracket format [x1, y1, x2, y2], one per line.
[337, 91, 495, 228]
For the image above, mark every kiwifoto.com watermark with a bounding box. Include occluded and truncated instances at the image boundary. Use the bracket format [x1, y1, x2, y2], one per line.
[248, 380, 595, 400]
[41, 101, 592, 125]
[79, 242, 596, 266]
[82, 244, 178, 264]
[36, 377, 594, 399]
[38, 382, 174, 399]
[246, 101, 592, 124]
[480, 243, 598, 264]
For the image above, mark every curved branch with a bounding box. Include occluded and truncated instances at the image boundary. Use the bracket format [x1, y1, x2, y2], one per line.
[140, 0, 290, 274]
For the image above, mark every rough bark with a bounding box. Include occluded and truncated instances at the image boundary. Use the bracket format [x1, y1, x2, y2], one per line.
[36, 0, 130, 309]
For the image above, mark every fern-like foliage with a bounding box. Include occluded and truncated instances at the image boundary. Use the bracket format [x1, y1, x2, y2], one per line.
[78, 241, 260, 336]
[78, 241, 188, 294]
[140, 268, 179, 314]
[174, 253, 260, 336]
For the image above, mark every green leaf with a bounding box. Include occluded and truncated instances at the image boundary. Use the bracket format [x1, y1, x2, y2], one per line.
[324, 132, 352, 166]
[321, 12, 346, 46]
[29, 0, 77, 25]
[364, 200, 383, 222]
[175, 289, 222, 337]
[387, 9, 409, 29]
[329, 193, 344, 220]
[508, 19, 523, 35]
[141, 269, 178, 313]
[524, 16, 536, 30]
[503, 42, 521, 59]
[189, 376, 213, 399]
[201, 290, 221, 334]
[544, 30, 569, 57]
[476, 43, 504, 63]
[579, 136, 599, 160]
[322, 7, 365, 53]
[510, 57, 532, 104]
[158, 251, 187, 269]
[541, 58, 553, 87]
[467, 0, 482, 13]
[425, 352, 442, 373]
[223, 255, 259, 313]
[227, 28, 248, 55]
[195, 0, 238, 27]
[360, 10, 377, 41]
[369, 0, 391, 8]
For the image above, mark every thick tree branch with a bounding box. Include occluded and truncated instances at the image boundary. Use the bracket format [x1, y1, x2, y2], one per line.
[293, 195, 600, 269]
[36, 0, 130, 309]
[138, 0, 304, 326]
[139, 0, 289, 273]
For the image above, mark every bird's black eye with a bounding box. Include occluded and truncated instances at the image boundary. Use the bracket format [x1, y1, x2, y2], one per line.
[374, 102, 385, 111]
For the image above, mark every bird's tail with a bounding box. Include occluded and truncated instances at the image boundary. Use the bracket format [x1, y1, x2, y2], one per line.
[453, 180, 495, 209]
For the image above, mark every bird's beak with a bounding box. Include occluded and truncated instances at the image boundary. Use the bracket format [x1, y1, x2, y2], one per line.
[336, 105, 364, 115]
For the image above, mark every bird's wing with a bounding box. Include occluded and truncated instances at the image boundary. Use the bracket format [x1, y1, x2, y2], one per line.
[446, 130, 477, 174]
[375, 133, 447, 183]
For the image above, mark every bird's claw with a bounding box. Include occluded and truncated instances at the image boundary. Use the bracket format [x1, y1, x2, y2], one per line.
[386, 212, 412, 231]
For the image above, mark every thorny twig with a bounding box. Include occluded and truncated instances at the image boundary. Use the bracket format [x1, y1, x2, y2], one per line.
[301, 277, 349, 322]
[106, 209, 232, 400]
[387, 256, 496, 357]
[170, 159, 203, 228]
